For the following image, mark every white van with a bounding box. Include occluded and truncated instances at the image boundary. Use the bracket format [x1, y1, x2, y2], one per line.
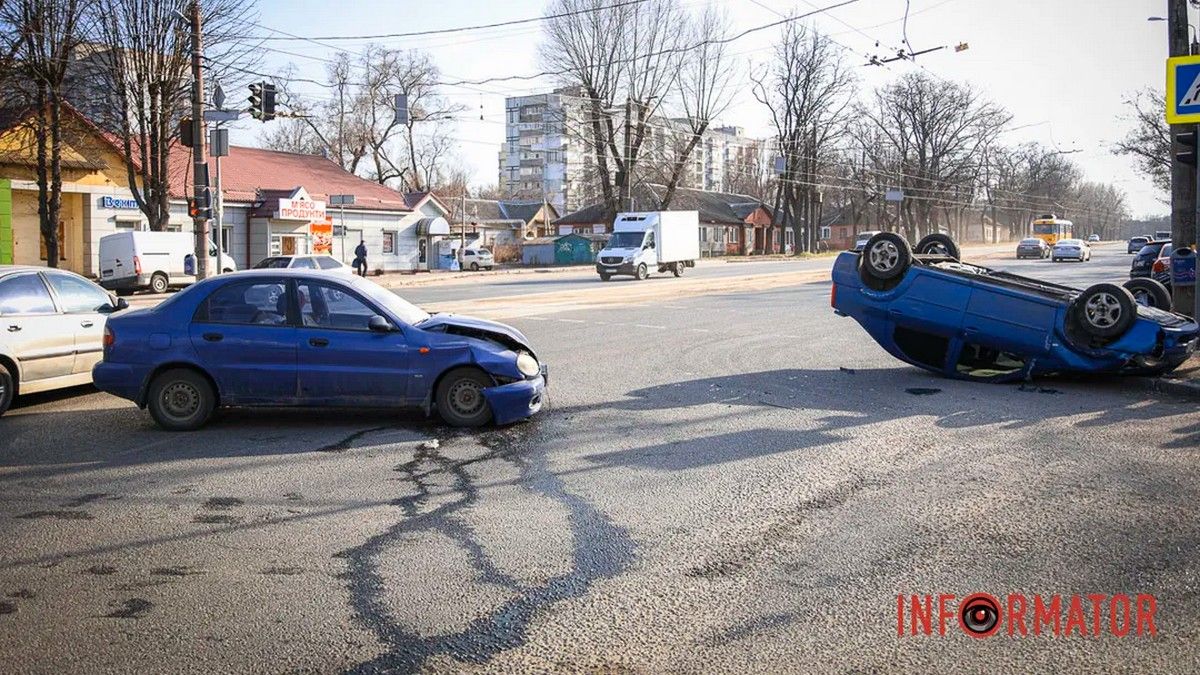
[595, 211, 700, 281]
[99, 231, 236, 294]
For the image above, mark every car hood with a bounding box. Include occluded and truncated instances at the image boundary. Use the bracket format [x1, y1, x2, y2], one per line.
[417, 314, 536, 356]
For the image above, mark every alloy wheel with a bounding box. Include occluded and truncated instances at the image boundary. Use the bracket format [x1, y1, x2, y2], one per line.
[868, 240, 900, 272]
[1084, 292, 1123, 329]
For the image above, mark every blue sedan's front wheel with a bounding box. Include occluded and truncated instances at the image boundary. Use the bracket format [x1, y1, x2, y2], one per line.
[147, 368, 216, 431]
[435, 367, 494, 428]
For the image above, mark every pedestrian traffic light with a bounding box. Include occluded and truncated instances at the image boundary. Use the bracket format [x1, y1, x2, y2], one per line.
[248, 82, 277, 122]
[1176, 130, 1197, 166]
[179, 118, 194, 147]
[187, 191, 211, 220]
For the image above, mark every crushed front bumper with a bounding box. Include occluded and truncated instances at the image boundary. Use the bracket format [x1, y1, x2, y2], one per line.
[483, 372, 546, 425]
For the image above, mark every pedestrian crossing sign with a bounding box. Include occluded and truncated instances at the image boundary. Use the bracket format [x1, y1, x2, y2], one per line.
[1167, 55, 1200, 123]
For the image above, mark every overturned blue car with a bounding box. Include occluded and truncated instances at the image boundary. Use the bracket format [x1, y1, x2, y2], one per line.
[831, 233, 1198, 382]
[93, 270, 546, 430]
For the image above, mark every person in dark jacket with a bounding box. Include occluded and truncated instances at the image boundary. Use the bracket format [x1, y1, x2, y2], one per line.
[353, 240, 368, 277]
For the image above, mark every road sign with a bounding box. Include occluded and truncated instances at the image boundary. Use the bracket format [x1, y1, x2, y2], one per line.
[205, 109, 241, 123]
[885, 189, 904, 202]
[1166, 55, 1200, 123]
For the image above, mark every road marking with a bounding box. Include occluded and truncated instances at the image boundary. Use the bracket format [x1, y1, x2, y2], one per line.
[633, 324, 665, 329]
[689, 328, 711, 333]
[558, 318, 586, 323]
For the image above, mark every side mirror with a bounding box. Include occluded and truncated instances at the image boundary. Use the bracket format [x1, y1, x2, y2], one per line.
[368, 315, 394, 333]
[114, 297, 130, 311]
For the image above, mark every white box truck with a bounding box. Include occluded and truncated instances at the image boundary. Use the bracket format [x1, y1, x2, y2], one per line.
[99, 231, 237, 294]
[595, 211, 700, 281]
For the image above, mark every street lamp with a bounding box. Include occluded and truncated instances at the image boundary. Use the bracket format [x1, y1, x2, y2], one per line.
[1149, 16, 1200, 52]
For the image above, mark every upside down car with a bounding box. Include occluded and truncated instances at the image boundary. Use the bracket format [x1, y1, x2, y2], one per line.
[92, 270, 547, 430]
[831, 232, 1198, 382]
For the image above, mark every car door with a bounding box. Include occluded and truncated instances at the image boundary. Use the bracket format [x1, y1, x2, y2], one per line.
[0, 272, 75, 386]
[41, 271, 116, 375]
[188, 278, 298, 404]
[293, 278, 411, 405]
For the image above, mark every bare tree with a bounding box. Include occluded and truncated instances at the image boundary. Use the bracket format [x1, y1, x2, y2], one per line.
[1114, 88, 1170, 198]
[659, 4, 736, 207]
[753, 21, 856, 253]
[541, 0, 688, 219]
[90, 0, 258, 230]
[856, 71, 1010, 242]
[0, 0, 86, 266]
[265, 46, 463, 190]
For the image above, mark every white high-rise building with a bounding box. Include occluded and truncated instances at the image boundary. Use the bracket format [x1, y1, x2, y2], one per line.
[500, 86, 590, 214]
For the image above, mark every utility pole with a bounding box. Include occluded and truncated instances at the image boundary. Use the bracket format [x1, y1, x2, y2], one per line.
[189, 0, 210, 280]
[1169, 0, 1197, 314]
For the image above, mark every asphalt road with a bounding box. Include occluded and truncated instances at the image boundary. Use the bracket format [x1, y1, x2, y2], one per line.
[2, 242, 1198, 672]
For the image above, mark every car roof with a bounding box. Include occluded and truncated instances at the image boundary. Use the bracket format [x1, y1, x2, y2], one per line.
[0, 265, 85, 278]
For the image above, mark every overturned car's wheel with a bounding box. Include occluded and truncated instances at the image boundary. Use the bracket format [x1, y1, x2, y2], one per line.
[1123, 278, 1172, 310]
[859, 232, 912, 282]
[435, 367, 493, 428]
[1071, 283, 1137, 339]
[913, 233, 961, 260]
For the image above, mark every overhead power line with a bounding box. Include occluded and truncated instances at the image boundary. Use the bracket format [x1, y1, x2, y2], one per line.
[253, 0, 650, 42]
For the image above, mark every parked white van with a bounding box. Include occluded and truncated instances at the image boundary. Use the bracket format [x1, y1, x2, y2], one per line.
[99, 231, 237, 294]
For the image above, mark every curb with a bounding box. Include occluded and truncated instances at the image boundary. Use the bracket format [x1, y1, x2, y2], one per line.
[1130, 374, 1200, 401]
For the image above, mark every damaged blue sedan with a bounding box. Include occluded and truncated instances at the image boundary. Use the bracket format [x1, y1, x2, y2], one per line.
[832, 233, 1198, 382]
[93, 270, 546, 430]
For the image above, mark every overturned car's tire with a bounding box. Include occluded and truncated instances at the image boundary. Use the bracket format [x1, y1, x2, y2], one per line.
[1123, 278, 1172, 311]
[913, 233, 961, 260]
[1071, 283, 1137, 340]
[859, 232, 912, 283]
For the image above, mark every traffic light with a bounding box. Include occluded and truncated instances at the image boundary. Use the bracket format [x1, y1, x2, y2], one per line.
[248, 82, 277, 122]
[187, 191, 211, 220]
[1176, 130, 1197, 166]
[179, 118, 194, 147]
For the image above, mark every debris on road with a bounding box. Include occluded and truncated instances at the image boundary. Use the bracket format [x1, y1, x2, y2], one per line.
[905, 387, 942, 395]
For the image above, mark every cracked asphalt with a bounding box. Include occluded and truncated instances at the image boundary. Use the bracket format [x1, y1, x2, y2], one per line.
[1, 243, 1199, 673]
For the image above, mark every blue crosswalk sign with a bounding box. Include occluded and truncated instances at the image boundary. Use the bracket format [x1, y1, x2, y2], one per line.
[1167, 55, 1200, 123]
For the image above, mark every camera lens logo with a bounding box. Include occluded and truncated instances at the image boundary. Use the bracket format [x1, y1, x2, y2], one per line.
[958, 593, 1001, 638]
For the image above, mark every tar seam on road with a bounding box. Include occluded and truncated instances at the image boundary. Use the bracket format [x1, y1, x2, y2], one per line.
[338, 422, 637, 673]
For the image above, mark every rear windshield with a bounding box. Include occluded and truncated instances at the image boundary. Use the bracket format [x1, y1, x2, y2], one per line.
[254, 257, 290, 269]
[1019, 238, 1041, 245]
[1137, 242, 1167, 257]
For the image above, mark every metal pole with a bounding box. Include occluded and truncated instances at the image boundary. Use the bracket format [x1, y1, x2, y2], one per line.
[214, 131, 223, 273]
[189, 0, 209, 280]
[1170, 0, 1197, 314]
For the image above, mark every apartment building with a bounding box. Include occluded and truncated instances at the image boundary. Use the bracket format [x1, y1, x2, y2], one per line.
[499, 86, 591, 214]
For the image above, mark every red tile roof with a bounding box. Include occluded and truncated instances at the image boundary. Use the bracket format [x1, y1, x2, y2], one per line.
[169, 145, 412, 212]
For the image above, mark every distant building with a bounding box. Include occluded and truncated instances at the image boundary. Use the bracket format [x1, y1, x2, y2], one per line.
[500, 87, 590, 214]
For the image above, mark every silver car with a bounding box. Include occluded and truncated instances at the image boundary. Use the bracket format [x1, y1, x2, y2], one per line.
[0, 266, 127, 416]
[1016, 237, 1050, 259]
[1051, 238, 1091, 262]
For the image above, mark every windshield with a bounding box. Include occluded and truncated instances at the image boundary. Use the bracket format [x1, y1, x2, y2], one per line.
[1137, 243, 1166, 257]
[476, 248, 491, 255]
[1032, 223, 1057, 234]
[254, 257, 291, 269]
[355, 278, 430, 325]
[1020, 238, 1041, 245]
[607, 231, 645, 249]
[1057, 239, 1080, 246]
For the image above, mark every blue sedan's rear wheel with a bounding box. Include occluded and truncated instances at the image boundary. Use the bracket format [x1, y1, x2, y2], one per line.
[435, 367, 494, 428]
[859, 232, 912, 282]
[147, 368, 215, 431]
[914, 233, 960, 260]
[1071, 283, 1137, 340]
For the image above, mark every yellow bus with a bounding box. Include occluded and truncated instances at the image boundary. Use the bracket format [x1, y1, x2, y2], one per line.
[1031, 216, 1073, 246]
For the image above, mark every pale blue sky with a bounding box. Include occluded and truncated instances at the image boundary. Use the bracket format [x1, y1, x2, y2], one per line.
[231, 0, 1176, 217]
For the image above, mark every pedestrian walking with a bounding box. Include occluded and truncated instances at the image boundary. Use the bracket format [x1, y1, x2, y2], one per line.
[353, 239, 368, 277]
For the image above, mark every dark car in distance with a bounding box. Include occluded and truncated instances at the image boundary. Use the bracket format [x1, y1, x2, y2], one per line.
[1130, 241, 1172, 288]
[1016, 237, 1050, 259]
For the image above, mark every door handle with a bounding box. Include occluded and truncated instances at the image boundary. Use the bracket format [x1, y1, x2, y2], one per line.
[6, 325, 20, 332]
[80, 320, 94, 328]
[202, 332, 224, 342]
[309, 337, 330, 347]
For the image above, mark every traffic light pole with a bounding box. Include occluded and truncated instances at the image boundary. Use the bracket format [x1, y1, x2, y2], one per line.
[1170, 0, 1196, 315]
[189, 0, 210, 281]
